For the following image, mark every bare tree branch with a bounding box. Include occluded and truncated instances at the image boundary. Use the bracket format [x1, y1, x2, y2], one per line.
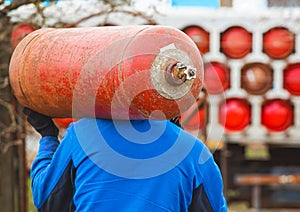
[0, 76, 8, 89]
[0, 97, 17, 130]
[1, 0, 36, 15]
[1, 139, 22, 153]
[61, 7, 157, 28]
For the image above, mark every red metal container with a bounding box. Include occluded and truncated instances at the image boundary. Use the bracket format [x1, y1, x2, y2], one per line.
[53, 118, 77, 129]
[263, 27, 294, 59]
[9, 26, 203, 120]
[10, 23, 36, 49]
[284, 63, 300, 96]
[261, 99, 293, 132]
[179, 99, 205, 131]
[221, 26, 252, 59]
[204, 62, 230, 94]
[182, 25, 210, 55]
[219, 98, 251, 131]
[241, 63, 273, 95]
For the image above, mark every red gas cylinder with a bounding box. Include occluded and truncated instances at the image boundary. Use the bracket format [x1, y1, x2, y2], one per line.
[219, 98, 251, 131]
[10, 23, 36, 49]
[221, 26, 252, 59]
[241, 63, 273, 95]
[182, 25, 210, 54]
[9, 26, 203, 120]
[204, 62, 230, 94]
[261, 99, 293, 132]
[263, 27, 294, 59]
[53, 118, 76, 129]
[179, 99, 205, 130]
[283, 63, 300, 96]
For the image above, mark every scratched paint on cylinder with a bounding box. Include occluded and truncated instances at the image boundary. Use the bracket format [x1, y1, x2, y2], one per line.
[9, 25, 203, 120]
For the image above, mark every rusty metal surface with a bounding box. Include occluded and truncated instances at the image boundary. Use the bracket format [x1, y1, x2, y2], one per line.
[9, 25, 203, 120]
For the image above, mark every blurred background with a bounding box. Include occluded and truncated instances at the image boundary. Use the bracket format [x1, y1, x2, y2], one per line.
[1, 0, 300, 211]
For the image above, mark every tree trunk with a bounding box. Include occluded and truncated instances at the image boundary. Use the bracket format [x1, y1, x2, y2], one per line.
[0, 14, 27, 212]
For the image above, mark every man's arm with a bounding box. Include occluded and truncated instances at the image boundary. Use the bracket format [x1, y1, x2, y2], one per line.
[30, 136, 60, 207]
[189, 144, 228, 212]
[24, 108, 75, 211]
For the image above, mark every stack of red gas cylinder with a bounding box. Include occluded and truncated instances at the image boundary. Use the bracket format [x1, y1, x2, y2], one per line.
[180, 22, 298, 141]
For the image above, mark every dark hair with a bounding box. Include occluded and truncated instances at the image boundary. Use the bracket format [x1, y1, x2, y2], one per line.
[170, 116, 181, 128]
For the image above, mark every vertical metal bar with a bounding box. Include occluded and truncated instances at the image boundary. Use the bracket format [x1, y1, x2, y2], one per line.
[220, 143, 228, 197]
[252, 185, 261, 212]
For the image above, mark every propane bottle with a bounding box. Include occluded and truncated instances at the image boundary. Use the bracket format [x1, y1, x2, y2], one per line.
[283, 63, 300, 96]
[204, 62, 230, 94]
[179, 98, 206, 131]
[241, 63, 273, 95]
[263, 27, 294, 59]
[182, 25, 210, 55]
[261, 99, 293, 132]
[10, 23, 36, 49]
[9, 25, 203, 120]
[53, 118, 77, 129]
[219, 98, 251, 131]
[221, 26, 252, 59]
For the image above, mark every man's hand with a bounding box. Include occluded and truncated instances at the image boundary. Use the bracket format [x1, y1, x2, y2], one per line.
[23, 107, 59, 137]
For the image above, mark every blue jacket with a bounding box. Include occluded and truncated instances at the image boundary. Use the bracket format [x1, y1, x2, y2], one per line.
[31, 118, 227, 211]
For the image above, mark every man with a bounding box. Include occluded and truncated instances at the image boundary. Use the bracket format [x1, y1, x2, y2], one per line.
[24, 108, 227, 212]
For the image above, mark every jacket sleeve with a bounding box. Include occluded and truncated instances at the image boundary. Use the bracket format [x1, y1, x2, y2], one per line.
[30, 135, 75, 211]
[189, 145, 228, 212]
